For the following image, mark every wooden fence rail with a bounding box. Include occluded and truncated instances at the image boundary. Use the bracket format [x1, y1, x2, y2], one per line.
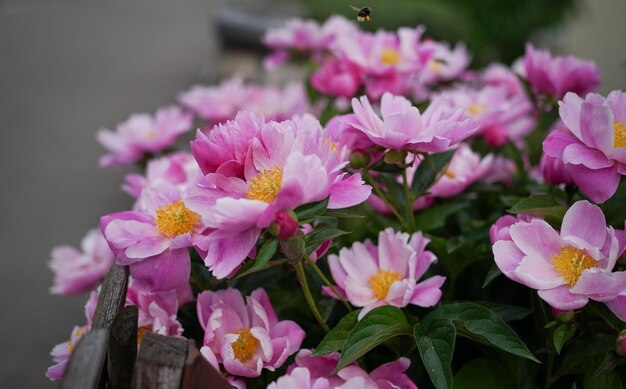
[60, 265, 231, 389]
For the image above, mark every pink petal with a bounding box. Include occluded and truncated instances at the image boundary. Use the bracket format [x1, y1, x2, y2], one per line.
[561, 200, 607, 248]
[377, 228, 412, 275]
[409, 275, 445, 306]
[129, 248, 190, 292]
[514, 255, 563, 290]
[328, 173, 372, 209]
[564, 164, 620, 204]
[509, 219, 561, 263]
[492, 240, 525, 282]
[537, 285, 588, 310]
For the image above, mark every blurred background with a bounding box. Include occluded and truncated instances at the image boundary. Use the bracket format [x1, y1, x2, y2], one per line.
[0, 0, 624, 387]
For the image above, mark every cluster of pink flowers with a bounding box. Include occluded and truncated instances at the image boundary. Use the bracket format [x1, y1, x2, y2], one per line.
[178, 77, 312, 126]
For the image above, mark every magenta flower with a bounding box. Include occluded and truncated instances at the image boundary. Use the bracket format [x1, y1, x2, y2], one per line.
[244, 82, 312, 122]
[419, 41, 471, 85]
[196, 288, 305, 378]
[543, 91, 626, 203]
[268, 349, 417, 389]
[189, 114, 371, 279]
[349, 92, 479, 152]
[101, 184, 204, 291]
[311, 59, 361, 98]
[492, 201, 626, 318]
[122, 152, 201, 199]
[46, 325, 89, 380]
[49, 229, 114, 295]
[97, 106, 192, 167]
[523, 43, 600, 100]
[328, 228, 445, 318]
[482, 63, 525, 97]
[489, 214, 534, 246]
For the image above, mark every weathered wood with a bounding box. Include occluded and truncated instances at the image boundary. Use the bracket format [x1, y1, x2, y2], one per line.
[132, 333, 188, 389]
[108, 305, 138, 389]
[92, 264, 129, 330]
[60, 329, 109, 389]
[182, 340, 232, 389]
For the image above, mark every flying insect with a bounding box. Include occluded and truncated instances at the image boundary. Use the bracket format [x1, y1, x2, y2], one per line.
[350, 5, 373, 22]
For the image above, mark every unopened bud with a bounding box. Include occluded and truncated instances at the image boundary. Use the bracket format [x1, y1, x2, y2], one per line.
[383, 149, 407, 165]
[280, 231, 306, 263]
[270, 210, 299, 239]
[617, 330, 626, 358]
[551, 307, 575, 323]
[349, 150, 370, 169]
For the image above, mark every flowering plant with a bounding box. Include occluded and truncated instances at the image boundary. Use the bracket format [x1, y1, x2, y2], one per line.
[47, 15, 626, 388]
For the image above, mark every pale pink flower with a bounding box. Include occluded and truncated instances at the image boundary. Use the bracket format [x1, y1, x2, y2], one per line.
[197, 288, 305, 378]
[329, 228, 445, 319]
[46, 325, 89, 380]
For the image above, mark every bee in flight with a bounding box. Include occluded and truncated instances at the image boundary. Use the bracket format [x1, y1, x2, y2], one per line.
[350, 5, 373, 22]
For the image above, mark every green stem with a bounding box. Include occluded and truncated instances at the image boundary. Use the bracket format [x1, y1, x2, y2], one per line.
[401, 169, 416, 232]
[295, 261, 329, 333]
[304, 253, 353, 312]
[536, 294, 554, 389]
[361, 169, 407, 228]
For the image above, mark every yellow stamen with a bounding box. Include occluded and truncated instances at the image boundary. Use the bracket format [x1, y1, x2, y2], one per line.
[551, 246, 596, 287]
[369, 269, 402, 300]
[246, 165, 283, 203]
[614, 121, 626, 148]
[467, 104, 486, 117]
[380, 48, 400, 66]
[429, 59, 446, 73]
[67, 327, 88, 353]
[155, 199, 199, 238]
[231, 328, 260, 362]
[137, 326, 152, 345]
[444, 170, 456, 179]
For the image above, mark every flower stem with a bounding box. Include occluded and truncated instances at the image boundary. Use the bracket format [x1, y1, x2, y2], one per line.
[401, 169, 416, 232]
[361, 169, 407, 228]
[295, 261, 330, 333]
[304, 253, 353, 312]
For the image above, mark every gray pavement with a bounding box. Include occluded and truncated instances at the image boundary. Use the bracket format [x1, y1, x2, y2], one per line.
[0, 0, 216, 386]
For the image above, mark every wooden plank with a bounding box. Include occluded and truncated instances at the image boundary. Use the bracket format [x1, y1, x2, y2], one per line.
[92, 264, 129, 330]
[60, 329, 109, 389]
[182, 340, 232, 389]
[108, 306, 138, 389]
[132, 333, 188, 389]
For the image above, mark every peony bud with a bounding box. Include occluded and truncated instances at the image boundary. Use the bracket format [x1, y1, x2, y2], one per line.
[384, 149, 408, 165]
[539, 153, 572, 186]
[280, 231, 306, 263]
[349, 150, 370, 169]
[551, 307, 575, 323]
[270, 210, 299, 240]
[617, 330, 626, 358]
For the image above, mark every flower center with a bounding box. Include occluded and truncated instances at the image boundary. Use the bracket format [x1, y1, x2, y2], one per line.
[429, 59, 446, 73]
[246, 165, 283, 203]
[380, 48, 400, 66]
[155, 199, 200, 238]
[231, 328, 260, 363]
[137, 325, 152, 345]
[467, 104, 486, 117]
[614, 121, 626, 148]
[369, 269, 402, 300]
[67, 327, 88, 353]
[444, 169, 456, 179]
[551, 246, 596, 288]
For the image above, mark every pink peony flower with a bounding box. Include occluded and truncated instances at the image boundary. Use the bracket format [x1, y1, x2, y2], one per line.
[543, 91, 626, 203]
[178, 77, 247, 124]
[434, 85, 536, 147]
[489, 214, 535, 245]
[349, 92, 480, 152]
[523, 43, 600, 100]
[419, 41, 471, 86]
[492, 201, 626, 319]
[328, 228, 445, 318]
[101, 184, 204, 291]
[482, 63, 525, 97]
[46, 325, 89, 380]
[196, 288, 305, 378]
[268, 349, 417, 389]
[244, 82, 311, 122]
[49, 229, 115, 295]
[189, 114, 371, 279]
[311, 59, 361, 98]
[122, 152, 201, 199]
[97, 106, 193, 167]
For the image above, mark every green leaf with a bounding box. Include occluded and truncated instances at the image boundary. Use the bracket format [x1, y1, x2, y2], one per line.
[583, 371, 624, 389]
[415, 319, 456, 389]
[425, 302, 538, 362]
[312, 310, 360, 356]
[324, 208, 365, 219]
[555, 334, 615, 377]
[295, 197, 329, 221]
[473, 302, 533, 322]
[482, 264, 502, 288]
[335, 306, 412, 372]
[411, 150, 456, 194]
[414, 201, 468, 232]
[454, 358, 515, 389]
[553, 322, 576, 354]
[305, 229, 349, 253]
[507, 194, 567, 225]
[249, 239, 278, 271]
